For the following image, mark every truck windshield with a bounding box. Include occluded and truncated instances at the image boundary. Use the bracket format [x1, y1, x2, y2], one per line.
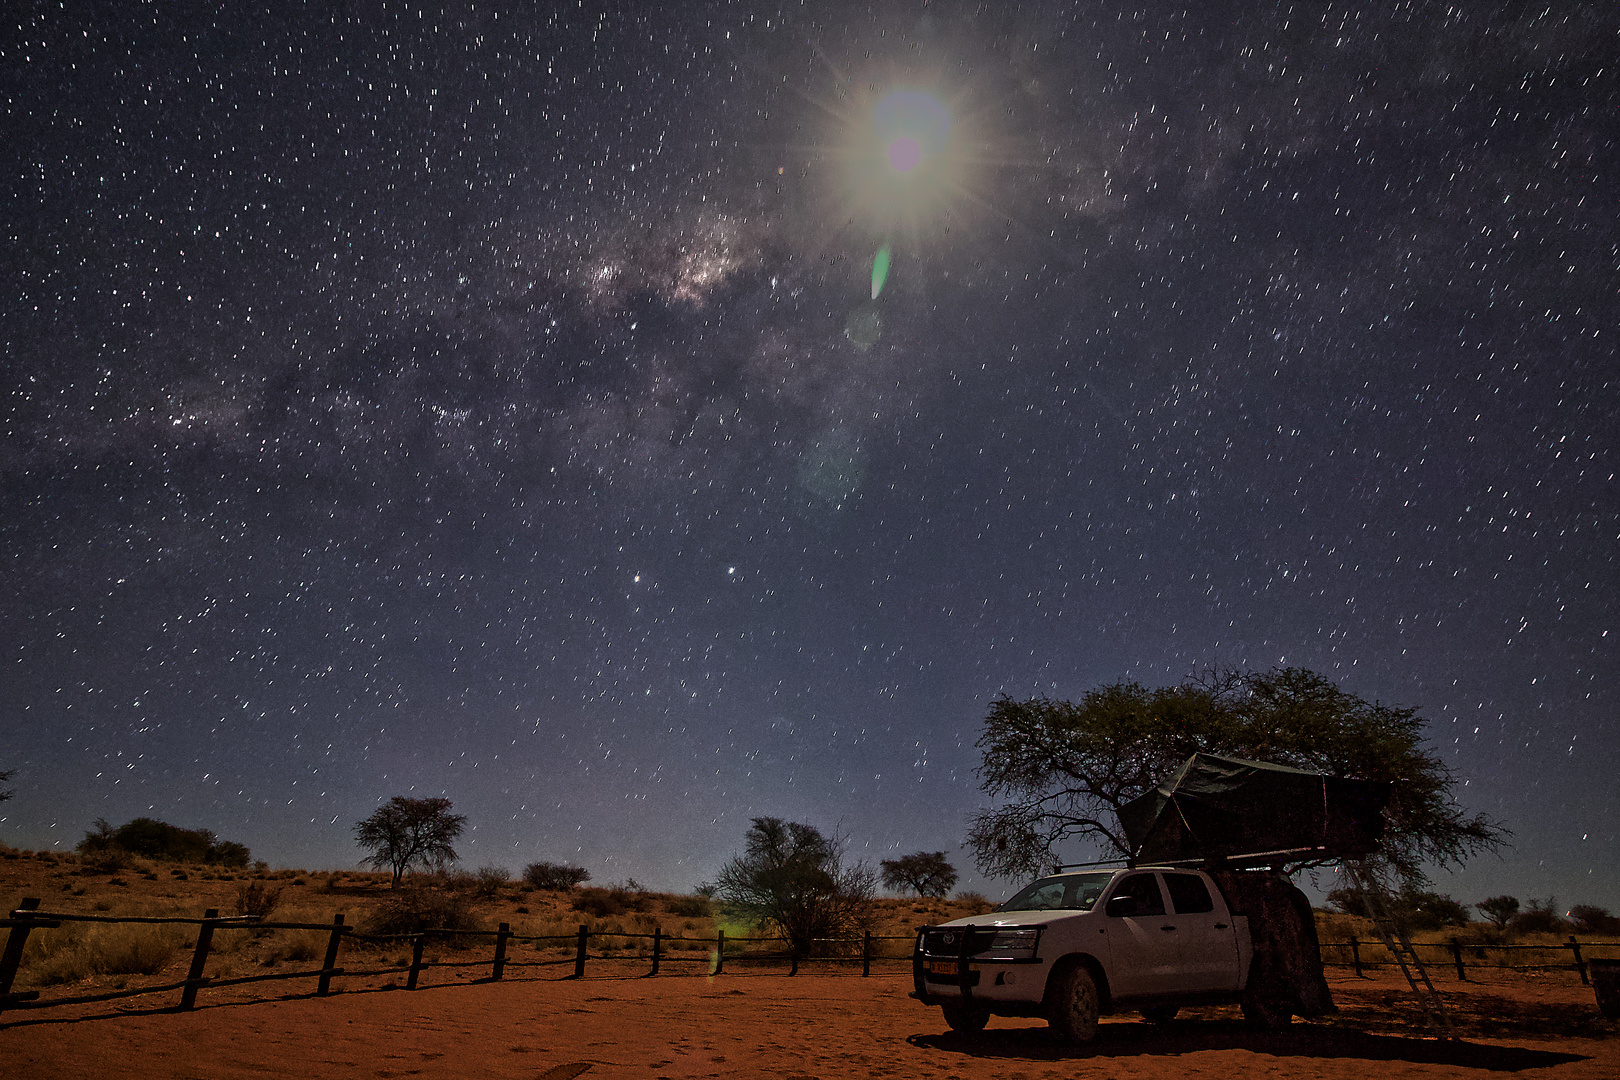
[996, 871, 1115, 913]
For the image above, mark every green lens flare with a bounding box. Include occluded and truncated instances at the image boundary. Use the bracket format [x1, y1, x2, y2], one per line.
[871, 244, 891, 300]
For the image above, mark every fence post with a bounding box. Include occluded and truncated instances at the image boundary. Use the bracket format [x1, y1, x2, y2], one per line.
[1569, 937, 1588, 985]
[317, 914, 346, 996]
[863, 931, 872, 977]
[572, 924, 588, 978]
[789, 949, 798, 976]
[715, 929, 725, 975]
[406, 935, 426, 990]
[492, 922, 511, 980]
[1349, 935, 1364, 978]
[179, 908, 219, 1010]
[0, 898, 42, 998]
[650, 926, 661, 976]
[1448, 937, 1466, 981]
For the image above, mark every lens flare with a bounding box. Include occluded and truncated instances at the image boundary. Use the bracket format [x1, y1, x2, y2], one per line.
[887, 136, 922, 173]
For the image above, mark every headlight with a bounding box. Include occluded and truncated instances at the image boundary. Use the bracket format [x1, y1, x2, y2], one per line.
[981, 928, 1040, 960]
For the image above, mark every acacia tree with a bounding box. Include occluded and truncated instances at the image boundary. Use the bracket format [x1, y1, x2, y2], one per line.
[713, 817, 874, 954]
[354, 796, 467, 887]
[880, 851, 959, 898]
[1476, 895, 1520, 929]
[967, 667, 1506, 890]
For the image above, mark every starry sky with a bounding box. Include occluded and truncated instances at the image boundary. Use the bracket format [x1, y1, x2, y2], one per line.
[3, 2, 1615, 909]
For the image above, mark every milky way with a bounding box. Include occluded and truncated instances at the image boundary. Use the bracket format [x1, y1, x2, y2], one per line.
[3, 3, 1615, 907]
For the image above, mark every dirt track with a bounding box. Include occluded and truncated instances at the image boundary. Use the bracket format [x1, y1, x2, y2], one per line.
[3, 969, 1615, 1079]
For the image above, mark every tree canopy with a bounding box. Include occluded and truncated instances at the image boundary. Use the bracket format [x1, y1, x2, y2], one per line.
[354, 796, 467, 887]
[880, 851, 959, 898]
[712, 817, 874, 954]
[967, 667, 1506, 890]
[76, 816, 251, 866]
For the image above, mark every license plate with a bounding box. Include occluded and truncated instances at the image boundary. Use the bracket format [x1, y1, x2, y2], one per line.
[926, 960, 957, 976]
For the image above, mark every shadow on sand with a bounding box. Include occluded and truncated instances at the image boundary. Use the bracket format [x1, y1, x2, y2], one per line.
[907, 1019, 1588, 1072]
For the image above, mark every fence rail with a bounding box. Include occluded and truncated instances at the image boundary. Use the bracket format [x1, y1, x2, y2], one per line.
[5, 897, 1616, 1016]
[1319, 934, 1619, 985]
[0, 897, 918, 1014]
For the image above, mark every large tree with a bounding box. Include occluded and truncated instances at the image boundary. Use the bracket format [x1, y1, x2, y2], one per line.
[967, 667, 1506, 890]
[880, 851, 959, 898]
[354, 796, 467, 887]
[712, 817, 874, 954]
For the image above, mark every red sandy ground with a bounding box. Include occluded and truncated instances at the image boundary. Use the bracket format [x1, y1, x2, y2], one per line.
[3, 967, 1614, 1079]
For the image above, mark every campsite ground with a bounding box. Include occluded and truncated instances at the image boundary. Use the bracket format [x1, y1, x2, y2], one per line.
[2, 966, 1615, 1080]
[3, 848, 1616, 1078]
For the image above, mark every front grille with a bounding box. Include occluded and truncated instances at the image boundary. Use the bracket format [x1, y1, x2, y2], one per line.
[919, 926, 999, 957]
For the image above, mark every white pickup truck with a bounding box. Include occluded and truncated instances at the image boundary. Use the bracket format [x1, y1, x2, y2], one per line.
[911, 866, 1302, 1041]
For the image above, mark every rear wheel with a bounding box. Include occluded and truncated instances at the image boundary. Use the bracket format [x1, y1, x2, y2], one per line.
[941, 1002, 990, 1032]
[1047, 965, 1100, 1043]
[1140, 1004, 1179, 1024]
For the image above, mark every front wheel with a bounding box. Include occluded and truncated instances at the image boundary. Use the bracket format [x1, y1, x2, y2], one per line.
[1047, 965, 1100, 1043]
[941, 1002, 989, 1032]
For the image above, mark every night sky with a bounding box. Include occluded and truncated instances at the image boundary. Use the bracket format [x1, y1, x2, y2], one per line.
[3, 2, 1615, 910]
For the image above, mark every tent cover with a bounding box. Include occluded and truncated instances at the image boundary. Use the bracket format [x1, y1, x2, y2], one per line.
[1118, 752, 1389, 866]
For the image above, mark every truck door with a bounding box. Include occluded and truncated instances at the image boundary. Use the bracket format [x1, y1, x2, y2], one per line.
[1099, 871, 1179, 998]
[1161, 871, 1244, 992]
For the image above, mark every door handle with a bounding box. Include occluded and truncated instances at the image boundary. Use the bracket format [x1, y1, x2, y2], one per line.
[1160, 925, 1176, 932]
[1214, 923, 1229, 929]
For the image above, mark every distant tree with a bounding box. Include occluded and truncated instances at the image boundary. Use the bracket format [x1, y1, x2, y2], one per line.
[522, 861, 591, 890]
[1567, 905, 1620, 935]
[1327, 884, 1470, 934]
[880, 851, 959, 898]
[75, 816, 250, 866]
[1509, 896, 1566, 936]
[1476, 895, 1521, 930]
[0, 767, 13, 803]
[354, 796, 467, 888]
[968, 668, 1507, 890]
[713, 817, 875, 955]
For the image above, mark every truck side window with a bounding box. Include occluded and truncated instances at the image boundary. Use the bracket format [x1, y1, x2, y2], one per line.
[1113, 872, 1166, 917]
[1164, 872, 1215, 914]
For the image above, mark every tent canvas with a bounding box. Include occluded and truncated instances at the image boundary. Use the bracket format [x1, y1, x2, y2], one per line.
[1118, 752, 1388, 865]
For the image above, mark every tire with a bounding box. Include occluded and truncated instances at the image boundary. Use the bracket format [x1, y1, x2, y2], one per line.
[1047, 965, 1100, 1044]
[941, 1002, 990, 1032]
[1140, 1004, 1179, 1024]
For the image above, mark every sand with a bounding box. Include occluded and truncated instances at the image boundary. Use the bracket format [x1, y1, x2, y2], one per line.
[3, 968, 1614, 1079]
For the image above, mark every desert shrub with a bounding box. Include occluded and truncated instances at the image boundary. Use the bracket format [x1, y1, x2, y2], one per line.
[234, 880, 285, 919]
[667, 894, 713, 918]
[19, 921, 189, 988]
[361, 887, 482, 936]
[571, 887, 628, 918]
[1568, 905, 1620, 935]
[1510, 897, 1567, 936]
[472, 866, 511, 899]
[523, 861, 591, 891]
[75, 817, 251, 866]
[1476, 895, 1520, 929]
[953, 891, 994, 915]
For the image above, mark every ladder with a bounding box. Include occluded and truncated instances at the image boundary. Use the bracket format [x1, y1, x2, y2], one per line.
[1344, 862, 1455, 1040]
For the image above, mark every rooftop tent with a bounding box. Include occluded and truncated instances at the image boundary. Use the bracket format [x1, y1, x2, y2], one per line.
[1118, 753, 1389, 866]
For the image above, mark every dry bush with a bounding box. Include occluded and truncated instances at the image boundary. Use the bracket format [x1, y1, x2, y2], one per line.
[18, 920, 189, 988]
[234, 880, 285, 919]
[666, 894, 713, 918]
[360, 887, 482, 937]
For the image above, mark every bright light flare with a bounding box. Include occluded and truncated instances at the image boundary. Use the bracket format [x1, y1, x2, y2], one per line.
[887, 136, 922, 173]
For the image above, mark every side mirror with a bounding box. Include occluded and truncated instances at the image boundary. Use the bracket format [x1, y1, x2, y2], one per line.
[1105, 895, 1138, 918]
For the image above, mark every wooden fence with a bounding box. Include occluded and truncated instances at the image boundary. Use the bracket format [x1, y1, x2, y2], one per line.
[0, 898, 917, 1014]
[1319, 934, 1619, 985]
[6, 899, 1618, 1016]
